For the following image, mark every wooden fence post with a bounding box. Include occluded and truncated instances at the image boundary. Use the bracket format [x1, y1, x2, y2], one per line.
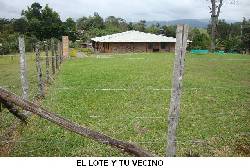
[51, 39, 56, 75]
[55, 40, 59, 70]
[167, 24, 189, 157]
[18, 35, 30, 116]
[45, 41, 50, 83]
[35, 43, 44, 97]
[58, 41, 62, 65]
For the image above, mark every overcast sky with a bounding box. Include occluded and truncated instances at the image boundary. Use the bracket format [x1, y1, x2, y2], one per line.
[0, 0, 249, 22]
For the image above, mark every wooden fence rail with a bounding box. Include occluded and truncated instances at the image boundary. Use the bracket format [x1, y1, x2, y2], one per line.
[0, 98, 27, 123]
[0, 87, 153, 157]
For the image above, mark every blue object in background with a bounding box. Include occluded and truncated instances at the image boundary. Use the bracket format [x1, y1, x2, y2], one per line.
[191, 50, 209, 54]
[215, 50, 225, 54]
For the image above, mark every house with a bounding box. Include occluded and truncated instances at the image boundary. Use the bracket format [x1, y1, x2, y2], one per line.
[91, 30, 178, 53]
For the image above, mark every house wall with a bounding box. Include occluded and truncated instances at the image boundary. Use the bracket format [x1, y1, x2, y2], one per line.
[93, 42, 175, 53]
[167, 43, 175, 52]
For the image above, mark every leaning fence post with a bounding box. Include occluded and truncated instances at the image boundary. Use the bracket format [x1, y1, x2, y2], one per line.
[18, 35, 30, 116]
[0, 87, 154, 157]
[45, 41, 50, 83]
[167, 24, 189, 157]
[35, 42, 44, 97]
[51, 39, 56, 75]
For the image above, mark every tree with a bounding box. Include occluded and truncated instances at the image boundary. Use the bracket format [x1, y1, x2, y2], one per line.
[76, 13, 105, 41]
[87, 12, 104, 30]
[22, 3, 63, 40]
[76, 16, 88, 31]
[13, 18, 28, 34]
[189, 28, 210, 49]
[128, 22, 134, 30]
[133, 20, 146, 32]
[105, 16, 128, 34]
[0, 18, 11, 32]
[21, 2, 43, 39]
[146, 24, 161, 34]
[41, 4, 62, 40]
[224, 36, 241, 52]
[0, 18, 18, 54]
[63, 18, 77, 42]
[208, 0, 223, 51]
[22, 2, 42, 21]
[207, 19, 242, 52]
[162, 25, 176, 37]
[241, 18, 250, 53]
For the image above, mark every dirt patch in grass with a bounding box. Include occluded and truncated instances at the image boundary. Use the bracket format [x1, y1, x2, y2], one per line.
[233, 134, 250, 156]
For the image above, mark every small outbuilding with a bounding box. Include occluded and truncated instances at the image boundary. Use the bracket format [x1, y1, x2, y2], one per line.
[91, 30, 177, 53]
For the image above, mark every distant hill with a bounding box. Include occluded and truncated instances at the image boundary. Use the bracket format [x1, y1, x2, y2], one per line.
[146, 19, 210, 28]
[146, 19, 238, 28]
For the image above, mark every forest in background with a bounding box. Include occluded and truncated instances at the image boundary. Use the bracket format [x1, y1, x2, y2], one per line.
[0, 2, 250, 54]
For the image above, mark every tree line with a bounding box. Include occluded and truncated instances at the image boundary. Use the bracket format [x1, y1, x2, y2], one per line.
[0, 2, 249, 54]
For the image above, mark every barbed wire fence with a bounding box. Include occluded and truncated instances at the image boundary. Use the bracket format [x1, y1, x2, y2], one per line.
[1, 26, 249, 157]
[0, 35, 65, 156]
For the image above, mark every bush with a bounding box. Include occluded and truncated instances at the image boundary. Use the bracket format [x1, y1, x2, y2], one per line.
[79, 48, 94, 55]
[69, 41, 80, 48]
[69, 48, 77, 57]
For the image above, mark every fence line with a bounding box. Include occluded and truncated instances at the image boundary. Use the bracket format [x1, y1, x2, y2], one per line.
[1, 33, 249, 157]
[0, 36, 66, 157]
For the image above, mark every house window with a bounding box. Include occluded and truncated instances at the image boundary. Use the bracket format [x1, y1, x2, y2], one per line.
[161, 43, 167, 49]
[148, 43, 153, 49]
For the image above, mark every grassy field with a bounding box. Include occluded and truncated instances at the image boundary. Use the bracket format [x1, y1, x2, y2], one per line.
[0, 53, 48, 135]
[0, 52, 250, 156]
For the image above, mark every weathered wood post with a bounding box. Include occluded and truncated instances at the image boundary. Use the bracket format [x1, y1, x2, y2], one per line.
[51, 39, 56, 75]
[167, 24, 189, 157]
[45, 41, 50, 82]
[58, 41, 62, 65]
[35, 42, 44, 97]
[18, 35, 30, 116]
[55, 40, 59, 70]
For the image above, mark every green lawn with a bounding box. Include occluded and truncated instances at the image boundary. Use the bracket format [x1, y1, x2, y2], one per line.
[0, 53, 48, 135]
[1, 52, 250, 156]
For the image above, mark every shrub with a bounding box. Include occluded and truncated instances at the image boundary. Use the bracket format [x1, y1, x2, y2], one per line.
[79, 48, 94, 55]
[69, 48, 77, 57]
